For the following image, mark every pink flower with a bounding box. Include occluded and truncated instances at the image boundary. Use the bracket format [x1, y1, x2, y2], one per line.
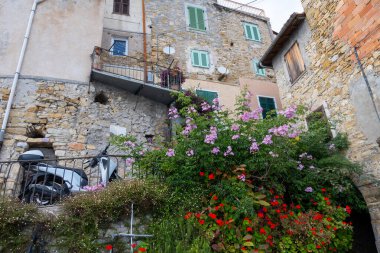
[250, 141, 259, 153]
[186, 149, 194, 157]
[231, 124, 240, 131]
[166, 149, 175, 157]
[237, 174, 246, 182]
[211, 147, 220, 154]
[205, 126, 218, 144]
[305, 187, 313, 193]
[232, 134, 240, 140]
[262, 135, 273, 145]
[124, 141, 136, 148]
[168, 107, 179, 119]
[269, 124, 289, 136]
[279, 105, 297, 119]
[223, 146, 234, 156]
[201, 102, 211, 111]
[126, 158, 135, 166]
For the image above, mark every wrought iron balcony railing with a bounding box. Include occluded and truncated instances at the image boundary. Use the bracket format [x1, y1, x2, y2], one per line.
[216, 0, 265, 17]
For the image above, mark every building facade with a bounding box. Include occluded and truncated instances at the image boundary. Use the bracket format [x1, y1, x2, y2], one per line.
[261, 0, 380, 250]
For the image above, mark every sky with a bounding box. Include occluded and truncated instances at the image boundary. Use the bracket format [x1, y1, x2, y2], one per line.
[237, 0, 304, 32]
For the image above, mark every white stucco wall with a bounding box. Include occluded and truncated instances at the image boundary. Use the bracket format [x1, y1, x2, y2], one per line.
[0, 0, 105, 83]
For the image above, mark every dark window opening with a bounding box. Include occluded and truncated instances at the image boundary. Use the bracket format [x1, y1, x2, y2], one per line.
[258, 96, 277, 119]
[26, 124, 46, 138]
[94, 91, 109, 105]
[113, 0, 130, 15]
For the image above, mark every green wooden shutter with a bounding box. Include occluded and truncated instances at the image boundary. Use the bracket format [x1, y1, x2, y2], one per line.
[188, 6, 197, 29]
[252, 25, 261, 41]
[244, 24, 253, 40]
[259, 97, 276, 118]
[253, 60, 266, 76]
[196, 8, 205, 30]
[200, 52, 209, 67]
[196, 90, 218, 104]
[192, 51, 200, 66]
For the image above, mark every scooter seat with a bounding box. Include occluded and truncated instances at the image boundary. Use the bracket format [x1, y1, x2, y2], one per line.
[55, 166, 88, 181]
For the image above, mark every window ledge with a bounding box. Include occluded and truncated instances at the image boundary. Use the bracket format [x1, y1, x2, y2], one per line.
[112, 12, 130, 16]
[290, 70, 307, 86]
[187, 27, 208, 34]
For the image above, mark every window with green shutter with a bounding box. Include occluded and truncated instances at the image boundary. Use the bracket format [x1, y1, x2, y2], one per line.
[191, 50, 210, 68]
[258, 96, 277, 118]
[187, 5, 206, 31]
[243, 23, 261, 41]
[253, 59, 266, 76]
[196, 89, 218, 104]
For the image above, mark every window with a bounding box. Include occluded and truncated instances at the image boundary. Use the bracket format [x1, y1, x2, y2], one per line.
[191, 50, 210, 68]
[196, 89, 218, 104]
[243, 23, 261, 41]
[306, 103, 336, 139]
[186, 5, 207, 31]
[258, 96, 277, 118]
[253, 60, 266, 76]
[284, 42, 306, 83]
[113, 0, 130, 15]
[112, 38, 128, 56]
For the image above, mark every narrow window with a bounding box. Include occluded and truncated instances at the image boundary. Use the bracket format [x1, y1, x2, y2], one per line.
[243, 23, 261, 42]
[112, 39, 128, 56]
[284, 42, 306, 83]
[191, 50, 210, 68]
[113, 0, 130, 15]
[196, 89, 218, 104]
[187, 5, 206, 31]
[258, 96, 277, 118]
[253, 59, 266, 76]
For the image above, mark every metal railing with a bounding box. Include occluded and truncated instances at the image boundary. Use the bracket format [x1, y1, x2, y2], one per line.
[0, 155, 158, 204]
[92, 47, 184, 91]
[216, 0, 265, 17]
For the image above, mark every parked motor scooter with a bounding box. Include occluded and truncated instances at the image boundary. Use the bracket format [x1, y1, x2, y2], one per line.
[18, 144, 120, 205]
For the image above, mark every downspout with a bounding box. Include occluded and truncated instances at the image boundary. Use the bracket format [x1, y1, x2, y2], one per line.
[142, 0, 148, 83]
[0, 0, 46, 148]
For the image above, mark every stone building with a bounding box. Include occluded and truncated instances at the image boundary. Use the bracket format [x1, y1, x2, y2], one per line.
[96, 0, 282, 112]
[261, 0, 380, 250]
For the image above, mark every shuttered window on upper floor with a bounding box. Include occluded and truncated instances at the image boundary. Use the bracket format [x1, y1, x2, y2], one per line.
[258, 96, 277, 119]
[114, 0, 130, 15]
[284, 42, 306, 83]
[253, 59, 266, 76]
[187, 5, 207, 31]
[243, 23, 261, 42]
[191, 50, 210, 68]
[196, 90, 218, 104]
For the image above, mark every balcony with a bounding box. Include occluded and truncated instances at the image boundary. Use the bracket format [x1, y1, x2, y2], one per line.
[216, 0, 265, 17]
[91, 47, 183, 105]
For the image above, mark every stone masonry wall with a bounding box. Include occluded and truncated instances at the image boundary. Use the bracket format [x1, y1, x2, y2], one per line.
[145, 0, 276, 84]
[0, 78, 168, 196]
[273, 0, 380, 249]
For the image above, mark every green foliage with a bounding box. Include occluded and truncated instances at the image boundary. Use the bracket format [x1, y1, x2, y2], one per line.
[0, 199, 42, 252]
[53, 180, 168, 252]
[148, 216, 212, 253]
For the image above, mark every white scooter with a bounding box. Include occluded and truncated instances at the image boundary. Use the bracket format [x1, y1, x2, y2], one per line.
[18, 144, 119, 205]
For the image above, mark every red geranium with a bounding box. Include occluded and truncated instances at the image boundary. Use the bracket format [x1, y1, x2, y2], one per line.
[199, 172, 205, 177]
[105, 245, 113, 251]
[208, 173, 215, 180]
[208, 213, 217, 219]
[138, 248, 147, 252]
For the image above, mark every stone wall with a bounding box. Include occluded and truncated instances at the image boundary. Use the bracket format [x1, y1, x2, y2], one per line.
[0, 77, 168, 196]
[145, 0, 276, 84]
[272, 0, 380, 249]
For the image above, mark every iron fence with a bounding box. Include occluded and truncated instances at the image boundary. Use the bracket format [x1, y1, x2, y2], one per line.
[92, 47, 184, 91]
[216, 0, 266, 17]
[0, 155, 157, 204]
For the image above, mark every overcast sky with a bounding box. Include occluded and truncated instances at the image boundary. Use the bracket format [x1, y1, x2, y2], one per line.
[237, 0, 304, 32]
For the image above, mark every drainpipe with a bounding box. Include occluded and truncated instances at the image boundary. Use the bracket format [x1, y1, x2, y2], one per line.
[0, 0, 46, 149]
[142, 0, 148, 83]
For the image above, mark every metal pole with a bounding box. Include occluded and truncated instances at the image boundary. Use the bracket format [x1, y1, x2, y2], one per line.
[130, 203, 134, 253]
[0, 0, 45, 149]
[354, 47, 380, 122]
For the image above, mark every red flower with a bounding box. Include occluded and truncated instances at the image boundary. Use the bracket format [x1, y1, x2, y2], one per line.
[208, 213, 217, 219]
[246, 227, 253, 232]
[263, 207, 268, 212]
[138, 248, 147, 252]
[105, 245, 113, 251]
[346, 205, 352, 215]
[215, 206, 219, 211]
[216, 219, 224, 226]
[295, 205, 301, 209]
[219, 203, 224, 207]
[275, 195, 280, 199]
[258, 212, 264, 218]
[313, 213, 323, 221]
[213, 195, 218, 201]
[321, 188, 326, 193]
[198, 219, 205, 225]
[333, 227, 337, 231]
[131, 243, 137, 248]
[241, 247, 247, 250]
[326, 217, 332, 222]
[316, 245, 321, 249]
[199, 172, 205, 177]
[276, 209, 281, 213]
[289, 211, 294, 216]
[184, 212, 192, 220]
[324, 197, 329, 201]
[208, 173, 215, 180]
[260, 228, 266, 234]
[271, 200, 279, 206]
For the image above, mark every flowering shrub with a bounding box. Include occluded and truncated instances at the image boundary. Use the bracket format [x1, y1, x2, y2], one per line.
[131, 90, 365, 252]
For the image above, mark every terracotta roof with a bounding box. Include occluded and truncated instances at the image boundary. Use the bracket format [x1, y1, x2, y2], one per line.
[260, 13, 306, 67]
